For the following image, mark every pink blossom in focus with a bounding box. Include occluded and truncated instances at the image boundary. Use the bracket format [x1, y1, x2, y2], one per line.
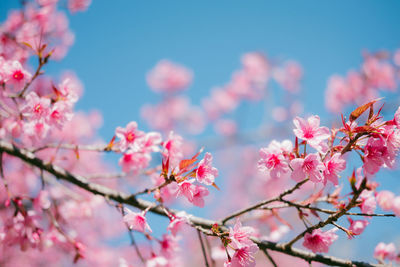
[196, 152, 218, 185]
[323, 153, 346, 185]
[229, 219, 255, 249]
[374, 242, 397, 261]
[176, 179, 195, 202]
[291, 153, 324, 183]
[115, 121, 145, 152]
[147, 60, 193, 93]
[363, 137, 391, 176]
[123, 209, 152, 233]
[258, 140, 290, 179]
[230, 243, 258, 267]
[293, 115, 330, 150]
[302, 229, 338, 253]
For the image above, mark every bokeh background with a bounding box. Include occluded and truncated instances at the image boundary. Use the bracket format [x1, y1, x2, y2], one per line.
[1, 0, 400, 264]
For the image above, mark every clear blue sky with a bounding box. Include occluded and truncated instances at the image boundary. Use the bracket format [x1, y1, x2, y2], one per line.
[2, 0, 400, 263]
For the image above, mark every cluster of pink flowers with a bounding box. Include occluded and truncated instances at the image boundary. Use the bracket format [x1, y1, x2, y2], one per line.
[374, 242, 399, 263]
[259, 115, 346, 186]
[302, 229, 338, 253]
[116, 121, 162, 174]
[325, 52, 399, 113]
[224, 220, 259, 267]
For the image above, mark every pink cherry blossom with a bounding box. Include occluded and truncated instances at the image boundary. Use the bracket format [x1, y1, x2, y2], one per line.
[4, 60, 32, 89]
[394, 106, 400, 126]
[147, 60, 193, 93]
[141, 132, 162, 153]
[123, 209, 152, 233]
[347, 218, 369, 237]
[363, 136, 391, 176]
[359, 190, 377, 215]
[229, 219, 255, 249]
[230, 243, 258, 267]
[162, 131, 184, 168]
[323, 153, 346, 185]
[167, 212, 189, 236]
[118, 151, 150, 174]
[258, 141, 290, 179]
[22, 92, 51, 120]
[392, 196, 400, 217]
[376, 191, 395, 211]
[176, 179, 196, 202]
[303, 229, 338, 253]
[68, 0, 92, 13]
[293, 115, 330, 150]
[374, 242, 397, 261]
[196, 152, 218, 185]
[291, 153, 324, 183]
[115, 121, 145, 152]
[192, 185, 209, 208]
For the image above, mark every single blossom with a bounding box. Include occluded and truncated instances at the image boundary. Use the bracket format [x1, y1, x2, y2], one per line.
[229, 219, 255, 249]
[293, 115, 330, 149]
[347, 218, 369, 237]
[230, 243, 258, 267]
[22, 92, 51, 120]
[291, 153, 324, 183]
[196, 152, 218, 185]
[323, 153, 346, 185]
[115, 121, 145, 152]
[302, 229, 338, 253]
[258, 141, 290, 179]
[191, 185, 209, 208]
[376, 190, 395, 211]
[123, 209, 152, 233]
[359, 190, 377, 215]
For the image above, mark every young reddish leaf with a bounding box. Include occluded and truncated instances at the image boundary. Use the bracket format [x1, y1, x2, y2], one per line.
[105, 135, 116, 151]
[211, 182, 220, 191]
[179, 158, 197, 171]
[353, 126, 376, 134]
[349, 98, 381, 122]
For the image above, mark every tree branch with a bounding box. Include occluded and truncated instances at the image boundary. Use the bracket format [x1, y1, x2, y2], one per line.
[0, 140, 384, 267]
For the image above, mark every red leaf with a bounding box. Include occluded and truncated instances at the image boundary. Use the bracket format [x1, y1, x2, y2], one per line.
[349, 98, 381, 122]
[353, 126, 376, 134]
[179, 158, 197, 171]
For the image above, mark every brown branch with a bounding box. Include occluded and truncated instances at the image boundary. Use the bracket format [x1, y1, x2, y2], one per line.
[0, 140, 384, 267]
[220, 178, 309, 224]
[197, 230, 210, 267]
[276, 199, 395, 217]
[283, 179, 367, 248]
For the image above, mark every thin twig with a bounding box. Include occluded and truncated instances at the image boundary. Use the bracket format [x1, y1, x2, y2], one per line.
[262, 249, 278, 267]
[220, 178, 309, 224]
[197, 230, 210, 267]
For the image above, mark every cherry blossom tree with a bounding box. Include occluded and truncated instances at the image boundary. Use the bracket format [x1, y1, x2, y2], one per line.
[1, 1, 400, 267]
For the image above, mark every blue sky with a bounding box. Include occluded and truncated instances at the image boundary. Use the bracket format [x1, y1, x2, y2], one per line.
[2, 0, 400, 263]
